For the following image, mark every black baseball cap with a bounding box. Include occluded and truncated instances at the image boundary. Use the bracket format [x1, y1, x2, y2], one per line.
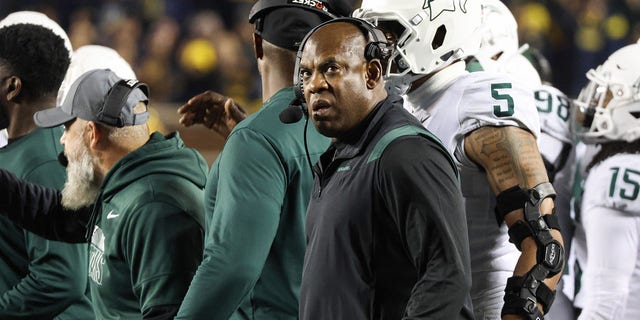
[249, 0, 337, 51]
[34, 69, 149, 128]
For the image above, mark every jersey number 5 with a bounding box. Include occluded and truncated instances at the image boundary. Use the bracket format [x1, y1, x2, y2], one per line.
[491, 83, 514, 117]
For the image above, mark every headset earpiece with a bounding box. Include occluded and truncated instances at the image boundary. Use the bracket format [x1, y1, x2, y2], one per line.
[364, 26, 390, 61]
[365, 43, 381, 61]
[98, 79, 149, 127]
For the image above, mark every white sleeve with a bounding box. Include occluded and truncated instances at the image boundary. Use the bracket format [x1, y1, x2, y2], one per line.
[535, 84, 573, 144]
[579, 206, 639, 320]
[538, 132, 569, 167]
[0, 129, 7, 148]
[453, 72, 541, 168]
[457, 71, 541, 139]
[579, 155, 640, 319]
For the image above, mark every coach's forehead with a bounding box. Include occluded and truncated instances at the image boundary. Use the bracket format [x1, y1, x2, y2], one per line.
[303, 22, 365, 60]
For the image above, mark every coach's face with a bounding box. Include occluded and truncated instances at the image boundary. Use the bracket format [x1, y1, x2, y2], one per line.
[59, 118, 101, 210]
[300, 22, 378, 139]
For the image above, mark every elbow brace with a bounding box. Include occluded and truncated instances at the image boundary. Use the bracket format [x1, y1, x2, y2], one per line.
[495, 182, 564, 319]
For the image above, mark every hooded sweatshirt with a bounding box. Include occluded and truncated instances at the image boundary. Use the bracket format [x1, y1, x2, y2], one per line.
[0, 132, 207, 319]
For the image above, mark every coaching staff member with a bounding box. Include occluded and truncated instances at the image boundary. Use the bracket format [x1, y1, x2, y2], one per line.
[296, 18, 474, 319]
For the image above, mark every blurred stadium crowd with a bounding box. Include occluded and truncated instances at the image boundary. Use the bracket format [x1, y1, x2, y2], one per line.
[1, 0, 639, 109]
[0, 0, 263, 112]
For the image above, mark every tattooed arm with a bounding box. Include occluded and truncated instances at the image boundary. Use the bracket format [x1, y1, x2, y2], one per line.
[464, 125, 564, 320]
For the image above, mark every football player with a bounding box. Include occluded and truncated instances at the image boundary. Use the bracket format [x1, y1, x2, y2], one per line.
[354, 0, 565, 318]
[469, 2, 577, 318]
[572, 40, 640, 320]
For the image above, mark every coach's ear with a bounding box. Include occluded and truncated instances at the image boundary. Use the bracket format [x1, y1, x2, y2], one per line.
[85, 121, 104, 150]
[365, 59, 383, 89]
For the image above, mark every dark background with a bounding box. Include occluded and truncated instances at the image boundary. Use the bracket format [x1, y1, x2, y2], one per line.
[2, 0, 638, 162]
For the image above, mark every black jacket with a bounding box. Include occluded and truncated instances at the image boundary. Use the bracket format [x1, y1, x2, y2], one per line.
[300, 95, 474, 320]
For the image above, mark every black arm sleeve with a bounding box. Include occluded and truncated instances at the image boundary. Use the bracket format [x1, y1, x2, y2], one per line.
[378, 136, 473, 319]
[0, 168, 90, 243]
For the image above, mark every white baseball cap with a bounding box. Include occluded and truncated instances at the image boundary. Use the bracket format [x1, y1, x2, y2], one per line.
[57, 45, 136, 105]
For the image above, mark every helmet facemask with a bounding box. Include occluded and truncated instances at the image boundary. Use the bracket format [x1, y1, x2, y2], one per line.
[574, 66, 640, 144]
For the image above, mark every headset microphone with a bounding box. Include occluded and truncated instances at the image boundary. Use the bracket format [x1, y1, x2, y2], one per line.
[278, 96, 315, 178]
[279, 98, 307, 124]
[58, 152, 68, 167]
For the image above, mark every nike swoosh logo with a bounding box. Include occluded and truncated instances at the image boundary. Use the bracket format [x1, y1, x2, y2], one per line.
[106, 210, 120, 219]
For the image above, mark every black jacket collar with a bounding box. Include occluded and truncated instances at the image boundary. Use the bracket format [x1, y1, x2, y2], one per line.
[332, 94, 404, 161]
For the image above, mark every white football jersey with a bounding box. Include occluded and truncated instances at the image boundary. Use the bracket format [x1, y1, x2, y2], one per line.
[582, 153, 640, 213]
[534, 82, 575, 292]
[562, 142, 599, 310]
[535, 84, 572, 145]
[535, 84, 573, 181]
[537, 81, 573, 143]
[404, 62, 541, 319]
[579, 153, 640, 319]
[0, 129, 7, 148]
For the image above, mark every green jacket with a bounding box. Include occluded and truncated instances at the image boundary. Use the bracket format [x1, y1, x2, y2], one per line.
[0, 127, 94, 319]
[176, 87, 331, 319]
[87, 131, 207, 319]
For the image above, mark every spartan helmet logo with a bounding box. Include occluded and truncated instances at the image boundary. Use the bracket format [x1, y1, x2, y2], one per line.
[423, 0, 469, 20]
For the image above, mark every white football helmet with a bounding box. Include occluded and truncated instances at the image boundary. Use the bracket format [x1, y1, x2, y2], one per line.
[474, 0, 519, 67]
[57, 45, 137, 106]
[482, 45, 542, 89]
[353, 0, 482, 93]
[0, 11, 72, 58]
[574, 41, 640, 144]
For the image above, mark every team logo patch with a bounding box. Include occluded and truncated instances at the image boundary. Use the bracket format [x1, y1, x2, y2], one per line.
[423, 0, 469, 20]
[124, 79, 139, 87]
[106, 210, 120, 219]
[89, 226, 106, 285]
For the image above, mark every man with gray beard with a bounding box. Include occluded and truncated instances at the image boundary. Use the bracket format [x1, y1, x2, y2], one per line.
[60, 127, 100, 210]
[0, 68, 207, 319]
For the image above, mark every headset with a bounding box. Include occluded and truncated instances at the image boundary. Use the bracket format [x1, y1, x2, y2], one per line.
[98, 79, 149, 127]
[280, 17, 392, 124]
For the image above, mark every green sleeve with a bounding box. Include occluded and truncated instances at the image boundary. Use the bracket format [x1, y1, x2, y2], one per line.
[0, 232, 90, 319]
[125, 202, 204, 315]
[0, 155, 93, 319]
[22, 159, 66, 189]
[176, 128, 286, 319]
